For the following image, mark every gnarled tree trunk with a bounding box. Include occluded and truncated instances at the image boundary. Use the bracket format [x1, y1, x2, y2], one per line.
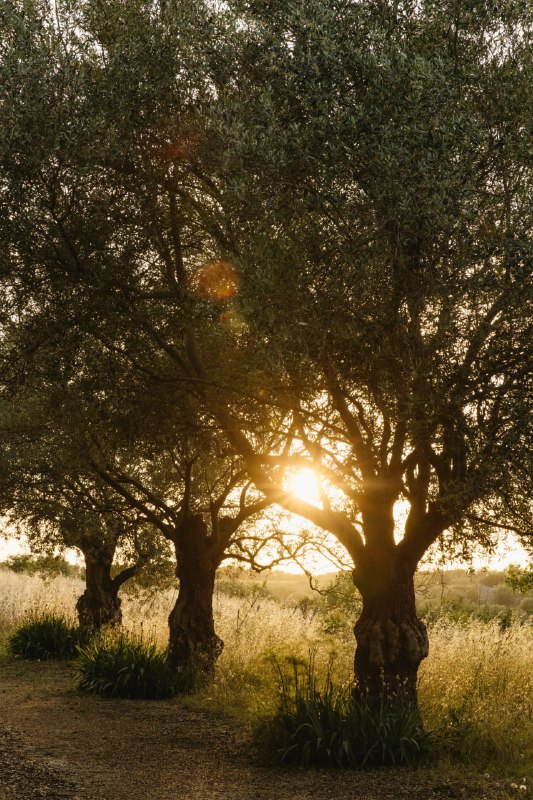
[76, 549, 122, 630]
[353, 560, 428, 712]
[167, 514, 223, 676]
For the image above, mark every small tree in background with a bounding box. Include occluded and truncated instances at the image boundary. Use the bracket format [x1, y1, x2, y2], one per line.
[0, 379, 160, 632]
[505, 564, 533, 596]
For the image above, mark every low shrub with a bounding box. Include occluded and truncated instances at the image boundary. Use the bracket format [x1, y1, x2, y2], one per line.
[420, 599, 518, 629]
[3, 554, 81, 579]
[254, 654, 431, 768]
[75, 633, 188, 699]
[8, 613, 84, 660]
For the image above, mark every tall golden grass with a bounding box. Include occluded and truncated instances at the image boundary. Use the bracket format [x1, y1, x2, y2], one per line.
[420, 618, 532, 769]
[0, 568, 531, 773]
[0, 568, 82, 632]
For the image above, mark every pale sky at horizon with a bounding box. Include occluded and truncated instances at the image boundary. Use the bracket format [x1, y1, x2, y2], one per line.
[0, 528, 528, 575]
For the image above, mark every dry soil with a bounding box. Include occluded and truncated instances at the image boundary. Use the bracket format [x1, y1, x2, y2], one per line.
[0, 658, 515, 800]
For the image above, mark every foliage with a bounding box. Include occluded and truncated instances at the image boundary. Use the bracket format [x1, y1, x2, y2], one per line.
[198, 0, 533, 564]
[117, 549, 177, 597]
[2, 554, 81, 579]
[8, 613, 86, 660]
[75, 633, 190, 699]
[312, 572, 362, 636]
[216, 576, 273, 604]
[254, 654, 431, 768]
[319, 572, 360, 613]
[420, 599, 516, 629]
[505, 565, 533, 596]
[519, 597, 533, 615]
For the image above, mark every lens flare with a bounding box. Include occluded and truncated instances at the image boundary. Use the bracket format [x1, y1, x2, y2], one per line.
[220, 309, 246, 334]
[194, 260, 240, 301]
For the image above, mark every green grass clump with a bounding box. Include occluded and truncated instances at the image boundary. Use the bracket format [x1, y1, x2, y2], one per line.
[8, 613, 84, 660]
[254, 654, 431, 768]
[75, 633, 185, 699]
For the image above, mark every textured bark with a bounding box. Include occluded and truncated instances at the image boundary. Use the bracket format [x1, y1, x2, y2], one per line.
[353, 565, 428, 712]
[167, 515, 223, 676]
[76, 552, 122, 631]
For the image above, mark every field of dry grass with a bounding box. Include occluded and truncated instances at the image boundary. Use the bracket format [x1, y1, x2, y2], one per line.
[0, 568, 531, 785]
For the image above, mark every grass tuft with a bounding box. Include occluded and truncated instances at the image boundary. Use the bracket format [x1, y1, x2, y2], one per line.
[420, 619, 533, 770]
[254, 653, 431, 768]
[8, 613, 84, 660]
[75, 633, 188, 699]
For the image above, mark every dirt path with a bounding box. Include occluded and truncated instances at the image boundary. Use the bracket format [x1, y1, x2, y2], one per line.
[0, 658, 515, 800]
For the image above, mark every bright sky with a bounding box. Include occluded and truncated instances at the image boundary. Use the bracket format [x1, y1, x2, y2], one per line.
[282, 469, 530, 573]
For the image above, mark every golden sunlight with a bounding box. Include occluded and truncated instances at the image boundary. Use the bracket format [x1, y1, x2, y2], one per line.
[286, 468, 321, 505]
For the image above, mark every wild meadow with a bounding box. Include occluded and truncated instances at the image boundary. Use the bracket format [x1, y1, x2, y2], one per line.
[1, 567, 531, 779]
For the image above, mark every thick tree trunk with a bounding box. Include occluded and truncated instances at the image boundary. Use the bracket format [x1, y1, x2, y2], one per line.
[76, 551, 122, 631]
[167, 515, 223, 676]
[353, 566, 428, 713]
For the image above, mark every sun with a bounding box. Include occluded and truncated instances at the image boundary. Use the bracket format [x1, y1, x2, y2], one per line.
[286, 468, 321, 505]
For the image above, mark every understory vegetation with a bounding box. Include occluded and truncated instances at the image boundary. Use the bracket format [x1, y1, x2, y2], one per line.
[75, 634, 182, 700]
[0, 567, 531, 776]
[7, 612, 86, 660]
[253, 654, 431, 767]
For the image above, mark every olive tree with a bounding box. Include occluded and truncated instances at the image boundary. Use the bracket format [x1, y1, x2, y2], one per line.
[0, 380, 160, 630]
[0, 0, 300, 675]
[190, 0, 532, 709]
